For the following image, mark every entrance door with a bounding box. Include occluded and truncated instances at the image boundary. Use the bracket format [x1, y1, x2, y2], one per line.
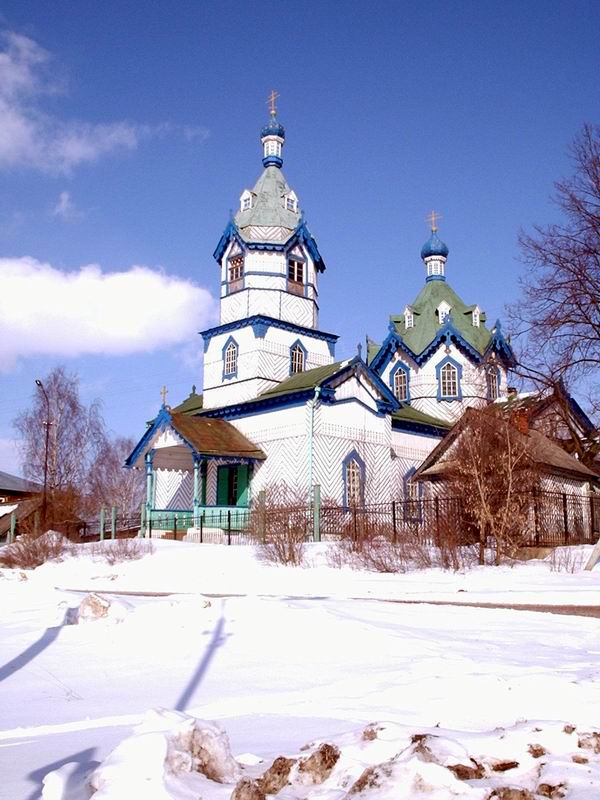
[217, 465, 250, 506]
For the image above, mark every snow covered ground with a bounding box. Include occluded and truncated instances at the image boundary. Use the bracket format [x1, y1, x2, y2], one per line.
[1, 540, 599, 799]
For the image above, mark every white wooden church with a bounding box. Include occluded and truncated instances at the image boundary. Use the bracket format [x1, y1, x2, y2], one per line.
[126, 102, 518, 527]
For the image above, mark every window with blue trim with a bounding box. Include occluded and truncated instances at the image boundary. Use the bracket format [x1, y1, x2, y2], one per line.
[290, 344, 305, 374]
[228, 255, 244, 293]
[224, 341, 238, 377]
[403, 468, 422, 522]
[343, 450, 365, 508]
[486, 368, 500, 401]
[391, 362, 410, 402]
[436, 355, 462, 401]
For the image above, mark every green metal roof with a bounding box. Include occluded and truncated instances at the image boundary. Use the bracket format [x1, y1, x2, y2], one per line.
[391, 406, 452, 430]
[390, 280, 491, 356]
[235, 166, 299, 238]
[259, 361, 346, 400]
[171, 387, 204, 416]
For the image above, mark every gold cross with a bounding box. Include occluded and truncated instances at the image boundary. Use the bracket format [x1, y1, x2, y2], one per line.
[160, 385, 168, 405]
[426, 210, 442, 232]
[267, 89, 279, 117]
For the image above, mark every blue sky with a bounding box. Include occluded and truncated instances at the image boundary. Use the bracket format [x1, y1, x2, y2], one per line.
[0, 0, 599, 472]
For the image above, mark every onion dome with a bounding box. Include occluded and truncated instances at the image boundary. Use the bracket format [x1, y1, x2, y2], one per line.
[420, 230, 449, 260]
[260, 116, 285, 140]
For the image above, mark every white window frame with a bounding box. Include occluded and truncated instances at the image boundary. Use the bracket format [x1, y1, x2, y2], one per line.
[242, 196, 251, 211]
[288, 259, 304, 283]
[290, 344, 305, 374]
[487, 369, 499, 401]
[440, 363, 458, 397]
[394, 368, 408, 401]
[224, 343, 237, 376]
[346, 459, 362, 507]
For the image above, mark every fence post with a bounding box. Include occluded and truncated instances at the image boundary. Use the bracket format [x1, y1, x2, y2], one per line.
[313, 484, 321, 542]
[392, 500, 397, 544]
[258, 489, 267, 542]
[139, 502, 146, 538]
[148, 511, 152, 540]
[9, 511, 16, 543]
[353, 506, 357, 544]
[434, 497, 440, 549]
[562, 493, 569, 544]
[227, 510, 231, 545]
[34, 510, 41, 536]
[111, 506, 117, 540]
[590, 493, 596, 541]
[200, 513, 204, 544]
[99, 507, 105, 542]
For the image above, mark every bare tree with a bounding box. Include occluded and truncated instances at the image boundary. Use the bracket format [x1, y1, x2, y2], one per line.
[511, 124, 600, 415]
[87, 435, 145, 516]
[446, 407, 538, 564]
[14, 367, 105, 527]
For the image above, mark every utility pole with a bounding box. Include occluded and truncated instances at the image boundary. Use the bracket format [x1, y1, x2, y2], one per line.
[35, 379, 51, 529]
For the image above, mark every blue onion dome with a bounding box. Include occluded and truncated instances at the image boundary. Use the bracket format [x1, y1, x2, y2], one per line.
[420, 230, 449, 260]
[261, 116, 285, 140]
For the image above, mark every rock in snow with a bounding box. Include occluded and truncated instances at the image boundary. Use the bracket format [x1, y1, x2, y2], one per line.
[71, 592, 132, 624]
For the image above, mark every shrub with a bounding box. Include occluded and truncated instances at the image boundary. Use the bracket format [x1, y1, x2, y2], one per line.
[91, 537, 154, 565]
[249, 485, 309, 566]
[0, 531, 72, 569]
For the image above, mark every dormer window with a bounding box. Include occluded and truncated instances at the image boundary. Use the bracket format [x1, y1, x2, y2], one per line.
[437, 301, 451, 324]
[404, 306, 414, 329]
[240, 190, 253, 212]
[472, 307, 481, 327]
[286, 197, 295, 211]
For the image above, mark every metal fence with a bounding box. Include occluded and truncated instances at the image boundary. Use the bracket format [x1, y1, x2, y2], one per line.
[64, 489, 600, 550]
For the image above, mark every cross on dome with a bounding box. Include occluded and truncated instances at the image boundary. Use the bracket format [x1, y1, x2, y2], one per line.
[426, 210, 442, 232]
[260, 91, 285, 168]
[267, 89, 279, 117]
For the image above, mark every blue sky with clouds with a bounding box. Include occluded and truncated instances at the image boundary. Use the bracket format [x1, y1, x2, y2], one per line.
[0, 0, 599, 472]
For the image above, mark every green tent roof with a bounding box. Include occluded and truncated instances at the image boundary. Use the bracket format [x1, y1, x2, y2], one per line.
[390, 280, 492, 356]
[235, 166, 299, 239]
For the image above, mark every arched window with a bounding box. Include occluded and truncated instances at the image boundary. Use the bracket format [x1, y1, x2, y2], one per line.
[393, 368, 408, 401]
[346, 459, 362, 507]
[224, 341, 238, 377]
[290, 344, 305, 374]
[440, 363, 458, 398]
[403, 467, 422, 522]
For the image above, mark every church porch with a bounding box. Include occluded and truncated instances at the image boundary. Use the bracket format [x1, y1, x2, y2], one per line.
[125, 407, 266, 537]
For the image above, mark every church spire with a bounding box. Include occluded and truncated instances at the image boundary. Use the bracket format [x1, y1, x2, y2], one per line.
[260, 90, 285, 168]
[421, 211, 449, 282]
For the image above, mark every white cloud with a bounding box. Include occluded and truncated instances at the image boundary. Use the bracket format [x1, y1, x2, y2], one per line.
[0, 257, 218, 371]
[0, 31, 207, 173]
[52, 190, 81, 221]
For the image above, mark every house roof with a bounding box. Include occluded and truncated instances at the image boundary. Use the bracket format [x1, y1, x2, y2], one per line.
[413, 408, 599, 483]
[0, 470, 42, 495]
[496, 389, 596, 435]
[391, 406, 452, 431]
[258, 361, 346, 400]
[234, 166, 300, 238]
[389, 280, 492, 356]
[169, 413, 266, 461]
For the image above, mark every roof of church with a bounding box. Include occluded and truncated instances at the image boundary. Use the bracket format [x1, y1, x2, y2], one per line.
[390, 279, 492, 356]
[259, 361, 345, 400]
[391, 406, 452, 430]
[235, 166, 300, 237]
[171, 387, 204, 416]
[169, 413, 266, 461]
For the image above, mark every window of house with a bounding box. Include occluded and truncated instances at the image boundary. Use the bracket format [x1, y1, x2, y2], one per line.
[242, 196, 251, 211]
[286, 197, 295, 211]
[290, 344, 305, 374]
[437, 302, 451, 323]
[405, 311, 414, 329]
[404, 472, 422, 521]
[393, 368, 408, 401]
[487, 369, 499, 401]
[346, 458, 362, 507]
[472, 309, 480, 327]
[440, 362, 458, 397]
[228, 256, 243, 282]
[224, 342, 238, 376]
[288, 259, 304, 283]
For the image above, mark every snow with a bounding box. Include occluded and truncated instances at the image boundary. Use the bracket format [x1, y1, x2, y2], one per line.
[1, 539, 599, 799]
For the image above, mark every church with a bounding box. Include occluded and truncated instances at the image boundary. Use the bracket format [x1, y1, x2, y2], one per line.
[125, 99, 517, 529]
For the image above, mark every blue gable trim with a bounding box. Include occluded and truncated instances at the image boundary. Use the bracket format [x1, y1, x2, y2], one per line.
[436, 354, 463, 401]
[201, 391, 313, 420]
[200, 314, 338, 348]
[483, 319, 516, 367]
[222, 335, 239, 381]
[369, 330, 417, 374]
[389, 360, 411, 403]
[125, 405, 173, 468]
[417, 318, 483, 366]
[213, 220, 246, 265]
[342, 449, 366, 508]
[290, 219, 326, 273]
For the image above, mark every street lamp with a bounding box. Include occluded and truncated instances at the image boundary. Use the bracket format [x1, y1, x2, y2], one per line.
[35, 379, 51, 528]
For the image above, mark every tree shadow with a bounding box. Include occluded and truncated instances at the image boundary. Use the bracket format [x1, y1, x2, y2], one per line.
[25, 746, 99, 800]
[175, 604, 228, 712]
[0, 607, 73, 683]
